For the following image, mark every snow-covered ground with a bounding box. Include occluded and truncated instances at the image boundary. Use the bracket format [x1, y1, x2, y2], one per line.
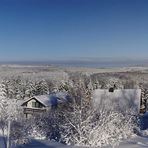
[105, 136, 148, 148]
[0, 137, 5, 148]
[11, 136, 148, 148]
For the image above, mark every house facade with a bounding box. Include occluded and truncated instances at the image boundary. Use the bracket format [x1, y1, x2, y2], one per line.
[22, 97, 48, 118]
[21, 92, 69, 118]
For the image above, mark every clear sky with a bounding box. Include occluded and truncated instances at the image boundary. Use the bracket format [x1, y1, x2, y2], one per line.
[0, 0, 148, 61]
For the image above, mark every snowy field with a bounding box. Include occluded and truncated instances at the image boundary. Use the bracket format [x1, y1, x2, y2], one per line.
[1, 64, 148, 76]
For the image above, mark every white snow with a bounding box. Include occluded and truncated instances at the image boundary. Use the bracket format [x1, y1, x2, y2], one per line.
[92, 89, 141, 114]
[112, 136, 148, 148]
[2, 136, 145, 148]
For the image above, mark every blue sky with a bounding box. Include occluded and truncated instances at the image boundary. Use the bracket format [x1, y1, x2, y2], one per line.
[0, 0, 148, 61]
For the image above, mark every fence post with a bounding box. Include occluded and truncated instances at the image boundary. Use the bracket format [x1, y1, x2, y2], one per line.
[7, 120, 11, 148]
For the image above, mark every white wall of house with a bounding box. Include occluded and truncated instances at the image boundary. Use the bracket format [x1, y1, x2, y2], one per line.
[27, 99, 36, 108]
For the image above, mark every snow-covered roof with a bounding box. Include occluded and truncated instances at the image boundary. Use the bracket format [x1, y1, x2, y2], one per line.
[92, 89, 141, 114]
[22, 92, 69, 107]
[33, 95, 51, 107]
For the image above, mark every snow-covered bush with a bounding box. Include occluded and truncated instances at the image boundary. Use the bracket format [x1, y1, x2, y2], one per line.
[10, 120, 30, 145]
[28, 124, 46, 140]
[87, 110, 136, 147]
[60, 107, 137, 147]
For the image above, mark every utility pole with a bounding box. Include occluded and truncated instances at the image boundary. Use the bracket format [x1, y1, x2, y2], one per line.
[7, 120, 11, 148]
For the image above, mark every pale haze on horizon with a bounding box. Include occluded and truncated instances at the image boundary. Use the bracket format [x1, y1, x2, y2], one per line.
[0, 0, 148, 62]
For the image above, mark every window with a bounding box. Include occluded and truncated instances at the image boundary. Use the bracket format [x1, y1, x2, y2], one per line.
[35, 102, 40, 108]
[32, 102, 36, 107]
[32, 101, 41, 108]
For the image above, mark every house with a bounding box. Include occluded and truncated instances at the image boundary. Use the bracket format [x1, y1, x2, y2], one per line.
[21, 92, 69, 118]
[92, 89, 141, 114]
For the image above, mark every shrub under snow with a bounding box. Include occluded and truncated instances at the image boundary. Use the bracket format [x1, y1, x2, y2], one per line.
[87, 110, 136, 147]
[60, 107, 137, 147]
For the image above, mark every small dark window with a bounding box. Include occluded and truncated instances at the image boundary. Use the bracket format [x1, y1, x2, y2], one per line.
[109, 88, 114, 92]
[32, 102, 36, 107]
[35, 102, 40, 108]
[32, 102, 41, 108]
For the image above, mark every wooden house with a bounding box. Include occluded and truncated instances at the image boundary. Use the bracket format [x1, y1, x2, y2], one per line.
[21, 92, 69, 118]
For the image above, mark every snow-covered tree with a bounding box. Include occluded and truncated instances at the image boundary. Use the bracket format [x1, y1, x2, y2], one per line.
[34, 79, 49, 95]
[0, 80, 23, 148]
[0, 82, 8, 148]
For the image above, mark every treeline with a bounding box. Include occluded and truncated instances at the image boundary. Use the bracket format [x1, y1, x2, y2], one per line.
[0, 71, 145, 100]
